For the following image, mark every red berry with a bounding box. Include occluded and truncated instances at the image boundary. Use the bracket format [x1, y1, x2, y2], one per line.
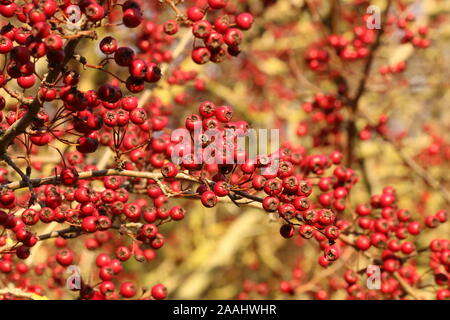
[279, 224, 295, 238]
[191, 47, 211, 64]
[120, 281, 136, 298]
[16, 245, 30, 259]
[56, 249, 74, 266]
[17, 75, 35, 88]
[201, 191, 217, 208]
[123, 8, 142, 28]
[151, 283, 167, 300]
[60, 167, 79, 186]
[400, 241, 415, 255]
[355, 235, 371, 251]
[187, 7, 204, 22]
[208, 0, 228, 10]
[81, 216, 98, 233]
[100, 36, 117, 54]
[236, 13, 253, 30]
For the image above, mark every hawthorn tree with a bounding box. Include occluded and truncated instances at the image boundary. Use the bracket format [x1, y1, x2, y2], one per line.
[0, 0, 448, 300]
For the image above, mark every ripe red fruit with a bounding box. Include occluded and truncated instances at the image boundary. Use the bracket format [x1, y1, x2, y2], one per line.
[129, 59, 147, 78]
[144, 63, 162, 83]
[435, 210, 448, 223]
[163, 20, 178, 35]
[299, 224, 314, 239]
[43, 34, 63, 51]
[16, 245, 30, 259]
[122, 8, 142, 28]
[22, 209, 39, 226]
[16, 229, 31, 243]
[41, 87, 57, 101]
[120, 281, 136, 298]
[192, 47, 211, 64]
[138, 224, 158, 239]
[96, 253, 111, 268]
[116, 246, 131, 261]
[114, 47, 135, 67]
[187, 7, 204, 22]
[161, 162, 177, 178]
[100, 36, 117, 54]
[213, 181, 230, 197]
[324, 225, 340, 240]
[355, 235, 371, 251]
[85, 2, 105, 22]
[356, 203, 372, 216]
[278, 203, 296, 219]
[0, 36, 13, 54]
[81, 216, 98, 233]
[99, 265, 114, 281]
[100, 281, 115, 296]
[262, 196, 279, 212]
[201, 191, 217, 208]
[39, 207, 55, 223]
[151, 283, 167, 300]
[151, 233, 165, 249]
[425, 215, 440, 228]
[407, 221, 421, 235]
[169, 206, 186, 221]
[383, 259, 400, 272]
[208, 0, 228, 10]
[344, 270, 358, 284]
[236, 13, 253, 30]
[198, 101, 216, 118]
[76, 136, 99, 153]
[98, 216, 112, 231]
[121, 96, 138, 111]
[192, 20, 212, 39]
[17, 75, 35, 88]
[279, 224, 295, 238]
[224, 28, 243, 47]
[216, 105, 233, 122]
[11, 46, 30, 63]
[318, 255, 330, 268]
[60, 167, 79, 186]
[126, 77, 145, 93]
[56, 249, 74, 266]
[324, 245, 340, 261]
[0, 3, 16, 18]
[401, 241, 415, 255]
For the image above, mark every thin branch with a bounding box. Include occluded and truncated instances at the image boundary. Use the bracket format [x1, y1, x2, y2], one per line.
[393, 272, 421, 300]
[346, 0, 392, 166]
[382, 134, 450, 206]
[1, 86, 34, 105]
[0, 169, 199, 190]
[0, 154, 37, 205]
[0, 38, 81, 154]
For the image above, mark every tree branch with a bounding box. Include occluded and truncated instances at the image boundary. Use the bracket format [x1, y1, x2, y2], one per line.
[346, 0, 392, 166]
[0, 38, 81, 154]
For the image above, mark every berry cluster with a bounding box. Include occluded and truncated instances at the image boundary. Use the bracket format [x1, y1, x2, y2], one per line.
[0, 0, 448, 301]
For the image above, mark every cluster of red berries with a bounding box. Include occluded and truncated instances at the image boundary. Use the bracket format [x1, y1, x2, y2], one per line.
[165, 0, 254, 64]
[0, 0, 448, 301]
[386, 13, 430, 48]
[414, 126, 450, 168]
[100, 37, 162, 93]
[378, 61, 407, 76]
[298, 94, 344, 146]
[358, 114, 389, 141]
